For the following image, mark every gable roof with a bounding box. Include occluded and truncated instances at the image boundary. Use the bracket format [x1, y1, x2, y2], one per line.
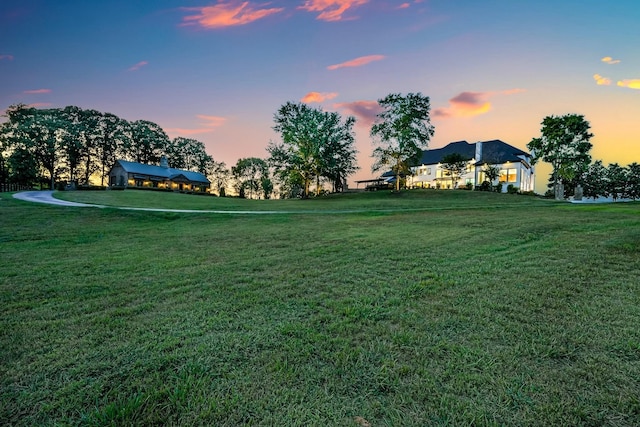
[416, 140, 475, 165]
[414, 139, 529, 166]
[476, 139, 528, 165]
[114, 160, 210, 184]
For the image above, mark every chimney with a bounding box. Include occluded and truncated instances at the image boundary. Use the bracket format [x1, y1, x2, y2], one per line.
[160, 156, 169, 169]
[475, 141, 483, 162]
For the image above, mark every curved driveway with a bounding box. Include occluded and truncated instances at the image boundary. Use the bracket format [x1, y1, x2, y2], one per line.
[12, 191, 308, 214]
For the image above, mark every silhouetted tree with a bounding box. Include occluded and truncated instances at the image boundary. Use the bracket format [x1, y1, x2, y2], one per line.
[371, 92, 435, 191]
[528, 114, 593, 199]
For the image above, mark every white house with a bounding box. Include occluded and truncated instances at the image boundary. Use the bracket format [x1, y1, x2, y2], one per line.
[406, 140, 535, 192]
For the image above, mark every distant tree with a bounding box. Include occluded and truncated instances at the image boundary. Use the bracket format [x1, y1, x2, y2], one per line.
[166, 137, 212, 173]
[582, 160, 607, 199]
[58, 106, 85, 184]
[626, 162, 640, 200]
[440, 153, 468, 189]
[232, 157, 269, 199]
[371, 92, 435, 191]
[127, 120, 169, 164]
[606, 163, 627, 201]
[260, 176, 274, 200]
[528, 114, 593, 200]
[269, 102, 358, 197]
[208, 160, 230, 196]
[97, 112, 130, 186]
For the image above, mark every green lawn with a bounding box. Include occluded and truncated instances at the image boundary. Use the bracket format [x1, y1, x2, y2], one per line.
[1, 190, 639, 426]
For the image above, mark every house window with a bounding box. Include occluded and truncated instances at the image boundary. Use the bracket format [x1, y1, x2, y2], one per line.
[499, 168, 518, 183]
[427, 168, 431, 175]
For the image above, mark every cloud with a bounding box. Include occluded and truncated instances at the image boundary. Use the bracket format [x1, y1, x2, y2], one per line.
[128, 61, 148, 71]
[593, 74, 611, 86]
[601, 56, 620, 65]
[23, 88, 52, 94]
[196, 114, 227, 127]
[166, 114, 228, 136]
[398, 3, 410, 8]
[298, 0, 368, 22]
[182, 2, 284, 28]
[434, 88, 525, 118]
[327, 54, 385, 70]
[334, 100, 382, 126]
[617, 79, 640, 90]
[301, 91, 338, 103]
[28, 103, 52, 108]
[0, 54, 14, 61]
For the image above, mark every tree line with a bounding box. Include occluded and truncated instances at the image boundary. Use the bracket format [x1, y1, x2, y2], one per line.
[528, 113, 640, 200]
[1, 92, 436, 198]
[0, 104, 218, 190]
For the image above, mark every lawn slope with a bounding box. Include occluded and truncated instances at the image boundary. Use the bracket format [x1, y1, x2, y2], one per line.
[1, 191, 639, 425]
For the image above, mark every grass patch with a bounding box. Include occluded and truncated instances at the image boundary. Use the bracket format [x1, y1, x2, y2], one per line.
[1, 190, 640, 425]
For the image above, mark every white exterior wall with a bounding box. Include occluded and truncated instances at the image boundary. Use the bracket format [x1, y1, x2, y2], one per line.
[409, 160, 534, 192]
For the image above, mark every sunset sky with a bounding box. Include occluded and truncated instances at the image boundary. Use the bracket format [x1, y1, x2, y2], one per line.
[1, 0, 639, 190]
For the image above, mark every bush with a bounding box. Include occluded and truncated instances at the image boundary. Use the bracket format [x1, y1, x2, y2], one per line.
[507, 184, 518, 194]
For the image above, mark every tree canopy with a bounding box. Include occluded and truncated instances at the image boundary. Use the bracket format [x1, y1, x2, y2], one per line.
[0, 104, 215, 189]
[268, 102, 358, 198]
[527, 114, 593, 199]
[371, 92, 435, 191]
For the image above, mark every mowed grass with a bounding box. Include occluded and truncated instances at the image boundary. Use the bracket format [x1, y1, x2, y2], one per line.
[1, 190, 639, 426]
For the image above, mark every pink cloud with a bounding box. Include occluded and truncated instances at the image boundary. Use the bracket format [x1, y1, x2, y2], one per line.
[601, 56, 620, 65]
[182, 2, 284, 28]
[434, 88, 525, 118]
[128, 61, 148, 71]
[334, 100, 382, 126]
[327, 54, 385, 70]
[0, 55, 14, 61]
[434, 92, 491, 118]
[196, 114, 227, 127]
[301, 91, 338, 103]
[617, 79, 640, 90]
[593, 74, 611, 86]
[298, 0, 368, 21]
[27, 103, 52, 108]
[166, 114, 228, 136]
[23, 88, 52, 94]
[398, 3, 410, 8]
[22, 89, 51, 95]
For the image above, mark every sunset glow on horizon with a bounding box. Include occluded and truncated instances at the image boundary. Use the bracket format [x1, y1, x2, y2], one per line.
[1, 0, 639, 192]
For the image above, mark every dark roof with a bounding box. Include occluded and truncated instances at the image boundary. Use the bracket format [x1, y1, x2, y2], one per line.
[415, 140, 475, 165]
[414, 139, 529, 166]
[475, 139, 528, 165]
[115, 160, 210, 184]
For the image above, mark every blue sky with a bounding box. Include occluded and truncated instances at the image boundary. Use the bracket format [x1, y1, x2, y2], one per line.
[1, 0, 639, 188]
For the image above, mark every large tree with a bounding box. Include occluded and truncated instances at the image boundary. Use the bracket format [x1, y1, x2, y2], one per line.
[527, 114, 593, 199]
[126, 120, 169, 164]
[371, 92, 435, 191]
[96, 112, 131, 186]
[166, 137, 212, 173]
[268, 102, 358, 198]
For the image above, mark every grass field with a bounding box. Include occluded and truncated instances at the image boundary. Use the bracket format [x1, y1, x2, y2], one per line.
[1, 190, 639, 426]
